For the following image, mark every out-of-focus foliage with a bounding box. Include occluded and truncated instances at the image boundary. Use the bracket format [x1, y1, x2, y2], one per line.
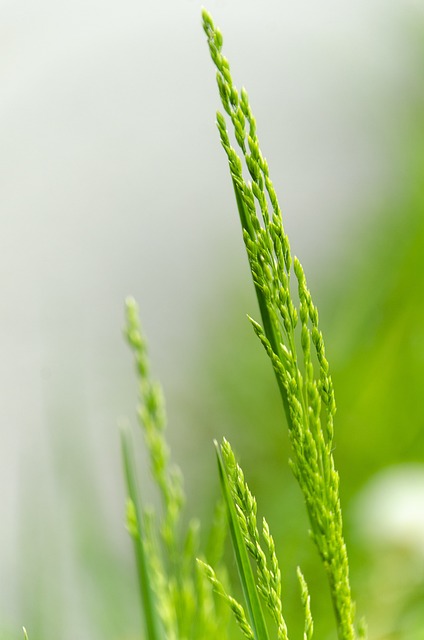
[327, 72, 424, 638]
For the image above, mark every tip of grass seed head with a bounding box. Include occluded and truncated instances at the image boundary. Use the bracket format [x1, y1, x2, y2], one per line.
[221, 438, 234, 462]
[118, 418, 130, 435]
[125, 297, 140, 327]
[201, 8, 212, 31]
[125, 295, 137, 309]
[214, 437, 231, 459]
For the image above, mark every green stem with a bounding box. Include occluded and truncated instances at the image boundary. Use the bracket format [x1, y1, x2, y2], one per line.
[215, 441, 270, 640]
[232, 178, 291, 425]
[120, 426, 162, 640]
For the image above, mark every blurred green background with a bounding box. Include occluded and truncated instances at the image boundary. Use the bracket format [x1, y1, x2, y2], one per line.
[1, 1, 424, 639]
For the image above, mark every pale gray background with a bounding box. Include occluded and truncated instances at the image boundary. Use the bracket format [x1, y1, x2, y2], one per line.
[1, 0, 423, 636]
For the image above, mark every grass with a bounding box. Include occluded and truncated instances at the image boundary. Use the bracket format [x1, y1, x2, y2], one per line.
[17, 8, 424, 640]
[120, 9, 362, 640]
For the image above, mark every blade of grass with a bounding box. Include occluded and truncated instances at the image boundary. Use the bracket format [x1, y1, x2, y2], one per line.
[214, 440, 270, 640]
[120, 424, 162, 640]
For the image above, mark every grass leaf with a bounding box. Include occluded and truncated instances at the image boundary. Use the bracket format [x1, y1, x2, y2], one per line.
[214, 440, 270, 640]
[120, 424, 162, 640]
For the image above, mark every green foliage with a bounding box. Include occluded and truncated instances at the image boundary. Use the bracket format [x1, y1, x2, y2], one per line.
[208, 439, 270, 640]
[12, 7, 424, 640]
[123, 297, 232, 640]
[121, 427, 161, 640]
[211, 437, 294, 640]
[117, 8, 370, 640]
[197, 560, 255, 640]
[202, 9, 357, 639]
[120, 11, 363, 639]
[297, 568, 313, 640]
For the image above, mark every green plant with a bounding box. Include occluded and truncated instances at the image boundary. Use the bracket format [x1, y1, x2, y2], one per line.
[120, 9, 363, 640]
[122, 297, 231, 640]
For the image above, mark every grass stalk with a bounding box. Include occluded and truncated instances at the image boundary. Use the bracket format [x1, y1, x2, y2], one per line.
[202, 9, 357, 638]
[120, 425, 162, 640]
[214, 440, 270, 640]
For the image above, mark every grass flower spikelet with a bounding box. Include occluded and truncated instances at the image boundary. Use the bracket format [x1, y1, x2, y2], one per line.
[197, 559, 255, 640]
[202, 9, 357, 639]
[221, 439, 289, 640]
[123, 297, 233, 640]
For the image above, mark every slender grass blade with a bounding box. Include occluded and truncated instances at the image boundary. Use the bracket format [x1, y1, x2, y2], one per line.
[120, 425, 162, 640]
[215, 441, 270, 640]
